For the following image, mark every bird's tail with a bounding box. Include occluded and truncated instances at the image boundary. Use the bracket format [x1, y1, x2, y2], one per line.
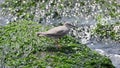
[36, 32, 46, 36]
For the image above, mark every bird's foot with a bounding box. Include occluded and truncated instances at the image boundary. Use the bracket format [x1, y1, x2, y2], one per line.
[55, 45, 62, 50]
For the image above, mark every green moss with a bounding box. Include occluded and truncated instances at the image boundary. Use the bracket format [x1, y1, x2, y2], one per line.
[0, 20, 115, 68]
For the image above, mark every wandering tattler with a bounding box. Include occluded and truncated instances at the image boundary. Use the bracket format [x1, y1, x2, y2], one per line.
[36, 22, 74, 48]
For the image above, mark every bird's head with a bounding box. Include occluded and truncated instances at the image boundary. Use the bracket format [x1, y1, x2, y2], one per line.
[64, 22, 75, 28]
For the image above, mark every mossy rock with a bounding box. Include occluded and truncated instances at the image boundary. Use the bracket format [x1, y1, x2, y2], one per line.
[92, 22, 120, 41]
[0, 20, 115, 68]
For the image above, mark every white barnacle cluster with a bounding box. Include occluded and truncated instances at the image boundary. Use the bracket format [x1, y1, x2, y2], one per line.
[69, 24, 92, 44]
[113, 25, 120, 33]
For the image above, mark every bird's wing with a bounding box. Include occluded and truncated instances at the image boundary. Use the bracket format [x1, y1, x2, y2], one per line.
[46, 26, 67, 35]
[54, 29, 65, 35]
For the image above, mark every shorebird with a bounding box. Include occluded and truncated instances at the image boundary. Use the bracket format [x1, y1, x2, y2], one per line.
[36, 22, 74, 48]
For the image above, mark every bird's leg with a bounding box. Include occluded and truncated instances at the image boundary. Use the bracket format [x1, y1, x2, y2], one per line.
[55, 39, 61, 49]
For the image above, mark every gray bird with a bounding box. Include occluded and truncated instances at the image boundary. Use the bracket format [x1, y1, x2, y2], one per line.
[36, 22, 74, 48]
[37, 23, 74, 38]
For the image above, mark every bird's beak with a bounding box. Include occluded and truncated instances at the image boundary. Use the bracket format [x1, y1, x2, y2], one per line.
[71, 25, 75, 27]
[70, 24, 75, 27]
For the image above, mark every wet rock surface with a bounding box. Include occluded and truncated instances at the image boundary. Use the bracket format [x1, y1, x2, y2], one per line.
[77, 25, 120, 68]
